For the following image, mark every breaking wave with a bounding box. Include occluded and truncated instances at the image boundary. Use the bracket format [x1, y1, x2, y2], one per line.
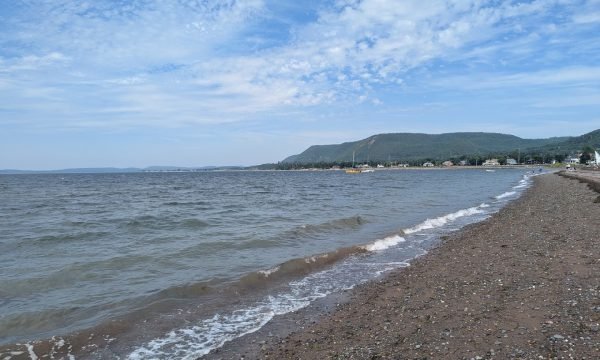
[495, 191, 517, 199]
[403, 205, 487, 235]
[361, 235, 405, 251]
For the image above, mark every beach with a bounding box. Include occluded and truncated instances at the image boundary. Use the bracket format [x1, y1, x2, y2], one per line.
[208, 172, 600, 359]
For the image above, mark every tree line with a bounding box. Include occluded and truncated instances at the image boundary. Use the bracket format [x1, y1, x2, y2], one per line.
[254, 148, 596, 170]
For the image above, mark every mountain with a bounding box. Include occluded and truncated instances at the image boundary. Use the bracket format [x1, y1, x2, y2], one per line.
[282, 131, 599, 164]
[526, 129, 600, 154]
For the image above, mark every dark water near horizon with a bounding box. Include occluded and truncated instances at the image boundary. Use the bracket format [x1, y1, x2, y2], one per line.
[0, 169, 535, 359]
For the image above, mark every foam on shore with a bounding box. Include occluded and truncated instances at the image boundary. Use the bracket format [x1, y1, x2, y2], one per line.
[362, 235, 406, 251]
[495, 191, 517, 199]
[403, 205, 487, 235]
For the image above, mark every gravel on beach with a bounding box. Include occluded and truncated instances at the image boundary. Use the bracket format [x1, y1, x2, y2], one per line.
[212, 172, 600, 359]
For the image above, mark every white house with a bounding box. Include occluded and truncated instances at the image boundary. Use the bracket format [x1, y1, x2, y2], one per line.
[566, 157, 580, 164]
[483, 159, 500, 166]
[422, 162, 435, 167]
[442, 161, 454, 167]
[506, 158, 518, 165]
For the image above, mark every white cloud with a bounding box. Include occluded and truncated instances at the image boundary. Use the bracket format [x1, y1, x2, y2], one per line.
[433, 66, 600, 90]
[1, 0, 598, 131]
[0, 52, 70, 73]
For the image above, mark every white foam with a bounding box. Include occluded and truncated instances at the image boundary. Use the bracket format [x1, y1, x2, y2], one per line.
[258, 266, 280, 277]
[127, 291, 314, 359]
[127, 256, 412, 359]
[495, 191, 516, 199]
[404, 206, 485, 234]
[362, 235, 405, 252]
[25, 344, 38, 360]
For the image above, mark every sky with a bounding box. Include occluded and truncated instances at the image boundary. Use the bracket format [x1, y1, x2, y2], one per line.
[1, 0, 599, 169]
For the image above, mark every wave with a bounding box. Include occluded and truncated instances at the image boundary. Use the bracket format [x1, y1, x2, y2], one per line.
[495, 191, 516, 199]
[127, 252, 409, 360]
[403, 205, 486, 235]
[127, 294, 302, 360]
[25, 231, 110, 244]
[163, 201, 211, 207]
[238, 246, 367, 286]
[143, 280, 217, 303]
[361, 235, 405, 251]
[179, 218, 210, 229]
[122, 216, 210, 230]
[283, 216, 366, 239]
[145, 233, 409, 307]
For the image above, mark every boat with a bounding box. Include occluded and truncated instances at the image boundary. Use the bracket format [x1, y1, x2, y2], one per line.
[345, 151, 362, 174]
[361, 168, 375, 173]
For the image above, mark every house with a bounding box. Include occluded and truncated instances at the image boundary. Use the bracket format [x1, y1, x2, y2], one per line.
[482, 159, 500, 166]
[422, 162, 435, 167]
[566, 157, 580, 164]
[506, 158, 518, 165]
[459, 160, 468, 166]
[442, 161, 454, 167]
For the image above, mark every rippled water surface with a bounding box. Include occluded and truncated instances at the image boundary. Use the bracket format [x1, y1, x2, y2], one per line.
[0, 169, 533, 357]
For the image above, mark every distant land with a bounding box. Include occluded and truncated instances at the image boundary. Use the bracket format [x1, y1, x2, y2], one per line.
[2, 130, 598, 174]
[0, 166, 244, 175]
[281, 130, 600, 165]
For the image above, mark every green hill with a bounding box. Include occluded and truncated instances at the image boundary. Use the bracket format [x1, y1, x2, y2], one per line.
[282, 130, 599, 164]
[526, 129, 600, 154]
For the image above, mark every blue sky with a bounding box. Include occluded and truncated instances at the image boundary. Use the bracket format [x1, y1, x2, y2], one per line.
[1, 0, 599, 169]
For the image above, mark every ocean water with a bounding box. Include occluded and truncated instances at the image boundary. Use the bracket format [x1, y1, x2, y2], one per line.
[0, 169, 535, 358]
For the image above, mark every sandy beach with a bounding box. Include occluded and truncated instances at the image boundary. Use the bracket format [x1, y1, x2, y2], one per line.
[208, 172, 600, 359]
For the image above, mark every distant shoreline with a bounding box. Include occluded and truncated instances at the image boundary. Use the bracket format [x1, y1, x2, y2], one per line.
[0, 164, 558, 175]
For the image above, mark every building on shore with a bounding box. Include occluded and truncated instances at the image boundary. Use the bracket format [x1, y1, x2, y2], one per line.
[506, 158, 518, 165]
[566, 157, 580, 165]
[483, 159, 500, 166]
[422, 162, 435, 167]
[442, 161, 454, 167]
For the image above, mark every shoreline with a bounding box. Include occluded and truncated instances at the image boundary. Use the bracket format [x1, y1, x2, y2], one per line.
[207, 172, 600, 359]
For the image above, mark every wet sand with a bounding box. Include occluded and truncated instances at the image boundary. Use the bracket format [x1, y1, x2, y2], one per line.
[209, 172, 600, 359]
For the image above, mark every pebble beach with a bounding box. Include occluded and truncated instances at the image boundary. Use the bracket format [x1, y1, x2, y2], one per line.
[209, 172, 600, 359]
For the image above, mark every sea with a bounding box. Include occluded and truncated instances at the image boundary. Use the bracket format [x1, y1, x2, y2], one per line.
[0, 168, 537, 359]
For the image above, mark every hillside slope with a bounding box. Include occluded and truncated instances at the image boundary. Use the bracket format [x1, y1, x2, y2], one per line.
[282, 132, 578, 163]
